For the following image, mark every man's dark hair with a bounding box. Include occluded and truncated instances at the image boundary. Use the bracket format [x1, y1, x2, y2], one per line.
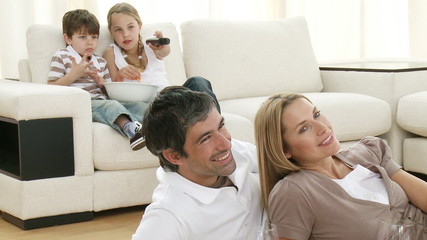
[142, 86, 218, 172]
[62, 9, 100, 39]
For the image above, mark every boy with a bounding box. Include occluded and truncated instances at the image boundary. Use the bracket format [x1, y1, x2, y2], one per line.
[48, 9, 146, 150]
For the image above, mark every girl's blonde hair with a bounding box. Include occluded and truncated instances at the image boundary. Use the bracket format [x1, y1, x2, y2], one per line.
[254, 93, 311, 210]
[107, 2, 145, 71]
[107, 2, 142, 30]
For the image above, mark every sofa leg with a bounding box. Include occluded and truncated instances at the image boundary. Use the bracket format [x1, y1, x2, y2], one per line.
[1, 211, 94, 230]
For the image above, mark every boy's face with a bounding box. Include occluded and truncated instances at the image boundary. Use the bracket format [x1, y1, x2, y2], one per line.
[64, 29, 99, 58]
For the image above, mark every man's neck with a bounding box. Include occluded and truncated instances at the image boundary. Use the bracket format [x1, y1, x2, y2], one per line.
[209, 176, 236, 189]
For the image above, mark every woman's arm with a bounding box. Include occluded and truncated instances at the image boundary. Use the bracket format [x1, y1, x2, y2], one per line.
[391, 169, 427, 212]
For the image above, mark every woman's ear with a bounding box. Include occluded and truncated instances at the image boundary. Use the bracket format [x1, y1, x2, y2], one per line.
[162, 148, 183, 165]
[283, 146, 292, 159]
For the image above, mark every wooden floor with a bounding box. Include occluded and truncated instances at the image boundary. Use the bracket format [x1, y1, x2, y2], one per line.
[0, 206, 146, 240]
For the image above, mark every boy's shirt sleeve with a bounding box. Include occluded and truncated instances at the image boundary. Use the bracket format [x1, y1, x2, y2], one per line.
[48, 50, 68, 82]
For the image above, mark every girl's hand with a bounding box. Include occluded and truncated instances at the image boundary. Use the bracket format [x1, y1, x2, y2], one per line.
[147, 31, 170, 60]
[116, 65, 141, 81]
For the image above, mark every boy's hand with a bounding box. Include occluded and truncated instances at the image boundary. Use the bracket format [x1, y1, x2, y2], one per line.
[68, 52, 95, 79]
[68, 56, 90, 81]
[87, 68, 103, 86]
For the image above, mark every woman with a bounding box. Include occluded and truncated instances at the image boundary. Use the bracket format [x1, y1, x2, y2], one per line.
[254, 93, 427, 239]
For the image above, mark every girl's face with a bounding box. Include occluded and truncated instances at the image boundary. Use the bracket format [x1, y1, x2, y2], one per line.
[281, 98, 340, 167]
[109, 13, 141, 52]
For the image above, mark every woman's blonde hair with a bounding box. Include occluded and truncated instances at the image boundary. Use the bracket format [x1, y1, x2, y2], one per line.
[254, 93, 311, 210]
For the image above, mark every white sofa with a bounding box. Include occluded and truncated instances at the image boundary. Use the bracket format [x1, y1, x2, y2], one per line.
[397, 91, 427, 176]
[0, 16, 391, 229]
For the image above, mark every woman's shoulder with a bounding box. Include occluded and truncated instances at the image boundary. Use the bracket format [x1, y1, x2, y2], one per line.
[275, 171, 317, 190]
[359, 136, 385, 145]
[354, 136, 389, 156]
[270, 171, 328, 203]
[337, 136, 390, 166]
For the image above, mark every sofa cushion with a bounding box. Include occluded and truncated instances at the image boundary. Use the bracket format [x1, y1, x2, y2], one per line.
[92, 122, 159, 171]
[181, 16, 322, 101]
[397, 91, 427, 137]
[220, 92, 391, 142]
[25, 23, 187, 85]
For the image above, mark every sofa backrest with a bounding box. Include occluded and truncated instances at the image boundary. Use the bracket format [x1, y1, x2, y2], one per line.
[181, 16, 323, 100]
[24, 23, 187, 85]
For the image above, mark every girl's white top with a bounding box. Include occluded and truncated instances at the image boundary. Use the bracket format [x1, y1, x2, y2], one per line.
[112, 42, 169, 92]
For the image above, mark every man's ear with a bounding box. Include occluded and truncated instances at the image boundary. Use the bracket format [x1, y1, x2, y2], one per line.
[162, 148, 183, 165]
[63, 34, 72, 45]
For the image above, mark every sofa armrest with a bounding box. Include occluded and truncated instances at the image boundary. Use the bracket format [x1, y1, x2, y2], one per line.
[0, 79, 94, 176]
[18, 59, 31, 82]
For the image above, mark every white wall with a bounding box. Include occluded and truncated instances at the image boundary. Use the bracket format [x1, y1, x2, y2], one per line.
[1, 0, 426, 80]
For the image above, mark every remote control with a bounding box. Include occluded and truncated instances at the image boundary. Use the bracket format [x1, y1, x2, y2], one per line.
[146, 37, 170, 46]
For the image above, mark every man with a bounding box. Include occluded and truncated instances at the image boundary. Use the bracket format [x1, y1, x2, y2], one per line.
[132, 86, 264, 240]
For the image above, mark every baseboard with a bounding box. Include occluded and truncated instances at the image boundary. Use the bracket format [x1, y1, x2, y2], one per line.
[1, 211, 94, 230]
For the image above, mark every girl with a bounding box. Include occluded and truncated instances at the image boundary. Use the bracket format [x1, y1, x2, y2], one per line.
[104, 2, 221, 112]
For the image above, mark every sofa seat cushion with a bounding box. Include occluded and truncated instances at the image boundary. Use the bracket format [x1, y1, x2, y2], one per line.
[92, 123, 159, 171]
[397, 91, 427, 137]
[402, 138, 427, 174]
[220, 92, 391, 142]
[181, 16, 322, 101]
